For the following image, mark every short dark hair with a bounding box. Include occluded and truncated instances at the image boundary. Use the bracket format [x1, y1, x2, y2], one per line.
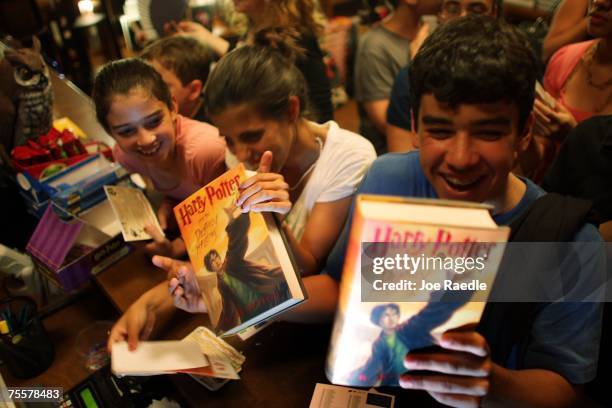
[203, 28, 311, 120]
[92, 58, 173, 132]
[204, 249, 220, 272]
[409, 15, 537, 131]
[370, 303, 400, 326]
[141, 36, 215, 86]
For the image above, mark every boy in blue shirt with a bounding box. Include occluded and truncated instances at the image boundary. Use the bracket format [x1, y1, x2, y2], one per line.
[323, 15, 603, 407]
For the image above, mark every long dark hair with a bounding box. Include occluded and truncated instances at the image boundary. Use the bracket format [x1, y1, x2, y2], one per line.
[204, 28, 311, 120]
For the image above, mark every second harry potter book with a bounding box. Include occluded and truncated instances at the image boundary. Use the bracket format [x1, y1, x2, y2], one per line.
[174, 164, 306, 336]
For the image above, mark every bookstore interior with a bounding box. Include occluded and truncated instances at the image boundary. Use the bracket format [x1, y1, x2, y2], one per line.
[0, 0, 610, 407]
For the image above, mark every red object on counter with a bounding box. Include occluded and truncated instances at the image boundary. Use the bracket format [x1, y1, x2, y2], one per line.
[11, 127, 113, 180]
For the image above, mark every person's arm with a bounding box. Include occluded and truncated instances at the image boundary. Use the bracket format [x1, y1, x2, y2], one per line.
[386, 124, 417, 153]
[542, 0, 590, 62]
[363, 100, 390, 136]
[282, 273, 339, 323]
[175, 21, 230, 57]
[286, 197, 352, 276]
[107, 281, 175, 351]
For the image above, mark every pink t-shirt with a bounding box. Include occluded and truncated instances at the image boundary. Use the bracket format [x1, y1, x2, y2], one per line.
[544, 40, 596, 123]
[113, 115, 226, 200]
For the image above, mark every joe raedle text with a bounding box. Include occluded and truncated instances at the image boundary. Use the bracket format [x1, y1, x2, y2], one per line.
[372, 279, 488, 292]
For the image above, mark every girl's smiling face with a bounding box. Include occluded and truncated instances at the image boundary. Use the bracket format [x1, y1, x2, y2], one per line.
[106, 87, 178, 163]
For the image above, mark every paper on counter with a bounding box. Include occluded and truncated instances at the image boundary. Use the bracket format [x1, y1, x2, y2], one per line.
[309, 384, 395, 408]
[111, 340, 209, 376]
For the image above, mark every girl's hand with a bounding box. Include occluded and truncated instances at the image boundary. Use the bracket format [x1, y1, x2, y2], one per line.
[532, 99, 577, 141]
[174, 21, 214, 44]
[107, 297, 156, 352]
[237, 151, 292, 215]
[152, 256, 207, 314]
[173, 21, 229, 56]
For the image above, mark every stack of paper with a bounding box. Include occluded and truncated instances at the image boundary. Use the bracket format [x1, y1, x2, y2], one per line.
[111, 340, 210, 376]
[111, 327, 245, 382]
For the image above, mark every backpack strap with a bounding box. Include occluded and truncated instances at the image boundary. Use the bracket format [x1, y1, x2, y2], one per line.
[478, 194, 593, 366]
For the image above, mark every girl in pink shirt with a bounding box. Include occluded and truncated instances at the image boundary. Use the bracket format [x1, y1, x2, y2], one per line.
[529, 0, 612, 181]
[92, 58, 226, 257]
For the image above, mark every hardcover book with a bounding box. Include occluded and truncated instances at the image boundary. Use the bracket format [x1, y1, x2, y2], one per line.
[174, 164, 306, 336]
[326, 195, 510, 386]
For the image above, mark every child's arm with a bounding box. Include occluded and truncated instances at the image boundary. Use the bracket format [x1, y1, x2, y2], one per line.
[107, 281, 175, 351]
[175, 21, 230, 57]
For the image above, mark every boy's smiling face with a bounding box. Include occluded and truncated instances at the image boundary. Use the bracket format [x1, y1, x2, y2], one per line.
[417, 94, 526, 213]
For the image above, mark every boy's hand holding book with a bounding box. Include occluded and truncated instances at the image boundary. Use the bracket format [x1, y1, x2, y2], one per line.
[400, 325, 491, 408]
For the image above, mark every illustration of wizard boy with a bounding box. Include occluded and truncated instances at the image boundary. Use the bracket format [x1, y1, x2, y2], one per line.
[203, 206, 289, 332]
[349, 291, 469, 386]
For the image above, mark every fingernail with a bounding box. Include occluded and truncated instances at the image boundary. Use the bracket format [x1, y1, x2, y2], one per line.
[404, 358, 419, 369]
[440, 338, 455, 347]
[400, 378, 414, 388]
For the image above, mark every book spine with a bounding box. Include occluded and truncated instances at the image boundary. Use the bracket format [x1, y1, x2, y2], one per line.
[326, 202, 365, 384]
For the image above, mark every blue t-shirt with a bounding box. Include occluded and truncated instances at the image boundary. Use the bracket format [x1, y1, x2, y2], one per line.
[324, 151, 603, 384]
[386, 65, 412, 131]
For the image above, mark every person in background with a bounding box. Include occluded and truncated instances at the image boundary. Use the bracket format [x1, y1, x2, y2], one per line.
[174, 0, 334, 123]
[542, 0, 590, 62]
[92, 58, 226, 258]
[354, 0, 441, 155]
[324, 16, 602, 407]
[530, 0, 612, 179]
[385, 0, 499, 153]
[141, 36, 215, 123]
[107, 31, 375, 350]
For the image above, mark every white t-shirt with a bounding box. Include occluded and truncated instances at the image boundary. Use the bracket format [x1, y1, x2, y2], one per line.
[285, 121, 376, 240]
